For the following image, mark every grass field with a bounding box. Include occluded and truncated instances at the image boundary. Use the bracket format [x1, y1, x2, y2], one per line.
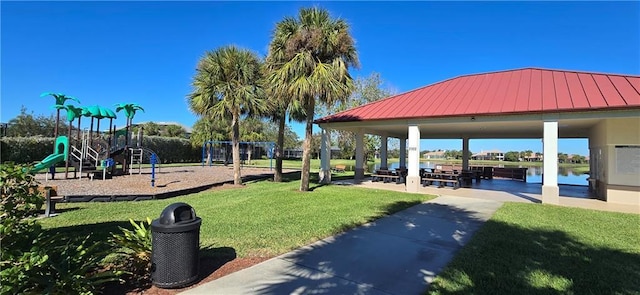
[39, 174, 433, 258]
[428, 203, 640, 294]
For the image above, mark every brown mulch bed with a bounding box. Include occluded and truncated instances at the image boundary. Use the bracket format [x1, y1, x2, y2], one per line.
[34, 165, 285, 197]
[105, 256, 271, 295]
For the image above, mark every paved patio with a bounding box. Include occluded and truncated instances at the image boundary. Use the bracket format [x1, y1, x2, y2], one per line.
[337, 177, 639, 214]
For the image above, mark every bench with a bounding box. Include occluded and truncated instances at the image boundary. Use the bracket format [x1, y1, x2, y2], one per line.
[372, 170, 401, 184]
[37, 186, 64, 217]
[332, 165, 346, 173]
[422, 177, 460, 189]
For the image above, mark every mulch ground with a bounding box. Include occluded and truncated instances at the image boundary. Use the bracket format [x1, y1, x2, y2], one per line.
[105, 256, 271, 295]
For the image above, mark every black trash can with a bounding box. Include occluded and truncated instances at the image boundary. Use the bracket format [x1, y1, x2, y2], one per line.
[151, 202, 202, 289]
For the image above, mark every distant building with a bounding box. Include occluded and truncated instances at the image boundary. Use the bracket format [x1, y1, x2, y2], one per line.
[567, 154, 589, 164]
[471, 150, 504, 161]
[283, 148, 303, 159]
[523, 153, 543, 162]
[423, 150, 446, 159]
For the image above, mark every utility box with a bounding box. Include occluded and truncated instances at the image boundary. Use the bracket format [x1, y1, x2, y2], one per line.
[151, 202, 201, 288]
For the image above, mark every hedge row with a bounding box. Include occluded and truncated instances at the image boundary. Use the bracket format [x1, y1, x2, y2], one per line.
[1, 136, 201, 164]
[140, 136, 201, 163]
[1, 137, 54, 164]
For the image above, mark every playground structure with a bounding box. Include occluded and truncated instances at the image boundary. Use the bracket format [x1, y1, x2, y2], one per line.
[202, 141, 275, 169]
[29, 93, 159, 180]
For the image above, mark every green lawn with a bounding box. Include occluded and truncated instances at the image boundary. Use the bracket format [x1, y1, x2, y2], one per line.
[39, 175, 433, 258]
[428, 203, 640, 294]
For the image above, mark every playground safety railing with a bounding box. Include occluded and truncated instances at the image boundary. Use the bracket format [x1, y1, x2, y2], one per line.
[129, 147, 161, 175]
[85, 145, 99, 167]
[70, 145, 82, 162]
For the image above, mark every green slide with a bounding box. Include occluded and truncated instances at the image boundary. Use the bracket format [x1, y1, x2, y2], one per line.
[28, 136, 69, 173]
[31, 153, 66, 172]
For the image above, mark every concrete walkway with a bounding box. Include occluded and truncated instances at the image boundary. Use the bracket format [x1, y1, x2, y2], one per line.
[182, 196, 503, 295]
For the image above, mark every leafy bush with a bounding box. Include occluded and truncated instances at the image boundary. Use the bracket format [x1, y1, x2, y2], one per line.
[0, 162, 43, 219]
[0, 163, 122, 294]
[42, 235, 122, 294]
[1, 162, 46, 294]
[108, 218, 153, 286]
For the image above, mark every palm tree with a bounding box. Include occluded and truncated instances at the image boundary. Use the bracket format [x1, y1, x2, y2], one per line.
[266, 7, 359, 191]
[41, 92, 80, 139]
[260, 82, 298, 182]
[115, 103, 144, 145]
[188, 45, 266, 185]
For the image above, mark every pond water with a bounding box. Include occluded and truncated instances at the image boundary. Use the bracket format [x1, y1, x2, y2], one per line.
[365, 162, 588, 186]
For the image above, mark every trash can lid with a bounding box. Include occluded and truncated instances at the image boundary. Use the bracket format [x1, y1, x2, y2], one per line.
[158, 202, 197, 225]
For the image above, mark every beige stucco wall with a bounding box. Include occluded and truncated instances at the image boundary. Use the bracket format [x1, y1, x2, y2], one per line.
[589, 117, 640, 205]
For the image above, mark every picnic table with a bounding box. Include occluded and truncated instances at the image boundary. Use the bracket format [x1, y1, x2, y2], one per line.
[421, 170, 460, 188]
[332, 164, 346, 173]
[371, 169, 402, 184]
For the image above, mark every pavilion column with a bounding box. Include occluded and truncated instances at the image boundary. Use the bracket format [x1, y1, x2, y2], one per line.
[319, 127, 331, 184]
[462, 137, 470, 171]
[355, 130, 365, 180]
[399, 136, 407, 169]
[542, 121, 560, 204]
[380, 135, 388, 170]
[406, 125, 421, 193]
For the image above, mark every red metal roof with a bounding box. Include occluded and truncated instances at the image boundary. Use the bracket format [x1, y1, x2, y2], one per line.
[316, 68, 640, 123]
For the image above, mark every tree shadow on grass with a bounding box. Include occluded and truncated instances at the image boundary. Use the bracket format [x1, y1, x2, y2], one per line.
[428, 219, 640, 294]
[43, 220, 133, 249]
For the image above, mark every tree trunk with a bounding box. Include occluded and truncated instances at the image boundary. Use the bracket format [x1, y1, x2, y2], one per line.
[54, 110, 60, 140]
[66, 121, 72, 178]
[232, 112, 242, 185]
[89, 117, 94, 146]
[274, 112, 286, 182]
[76, 117, 81, 147]
[96, 119, 101, 140]
[300, 99, 315, 191]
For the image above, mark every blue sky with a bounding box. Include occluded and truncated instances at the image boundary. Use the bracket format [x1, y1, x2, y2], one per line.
[2, 1, 638, 156]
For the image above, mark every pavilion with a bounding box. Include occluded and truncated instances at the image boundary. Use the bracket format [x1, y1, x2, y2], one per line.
[315, 68, 640, 206]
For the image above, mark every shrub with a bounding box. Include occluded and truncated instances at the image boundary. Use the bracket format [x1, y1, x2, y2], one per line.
[0, 162, 43, 219]
[42, 235, 122, 294]
[1, 162, 45, 294]
[0, 163, 122, 294]
[108, 218, 153, 286]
